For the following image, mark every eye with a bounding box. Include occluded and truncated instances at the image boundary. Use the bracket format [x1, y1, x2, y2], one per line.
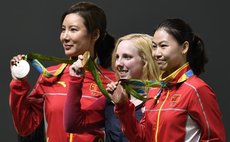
[61, 27, 66, 32]
[152, 44, 157, 50]
[123, 54, 132, 60]
[160, 44, 168, 48]
[70, 28, 78, 32]
[115, 54, 119, 60]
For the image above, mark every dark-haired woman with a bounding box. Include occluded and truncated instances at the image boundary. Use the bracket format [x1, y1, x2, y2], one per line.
[9, 1, 116, 142]
[111, 18, 226, 142]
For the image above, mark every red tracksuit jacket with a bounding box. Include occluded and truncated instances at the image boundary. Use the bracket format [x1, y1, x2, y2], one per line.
[115, 64, 226, 142]
[9, 63, 116, 142]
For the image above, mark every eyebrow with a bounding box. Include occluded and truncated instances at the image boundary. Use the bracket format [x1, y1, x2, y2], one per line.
[152, 40, 168, 44]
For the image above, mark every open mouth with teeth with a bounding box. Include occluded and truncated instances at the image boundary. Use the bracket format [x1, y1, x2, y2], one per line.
[117, 67, 129, 78]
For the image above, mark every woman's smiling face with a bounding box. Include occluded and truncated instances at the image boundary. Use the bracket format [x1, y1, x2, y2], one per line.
[115, 40, 144, 79]
[152, 28, 187, 75]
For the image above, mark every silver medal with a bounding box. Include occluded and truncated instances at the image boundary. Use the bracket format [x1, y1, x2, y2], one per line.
[11, 60, 30, 79]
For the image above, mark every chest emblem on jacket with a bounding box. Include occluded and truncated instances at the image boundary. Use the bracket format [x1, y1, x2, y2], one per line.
[90, 83, 102, 96]
[170, 94, 181, 107]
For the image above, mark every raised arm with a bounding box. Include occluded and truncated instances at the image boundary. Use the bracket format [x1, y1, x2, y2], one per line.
[64, 55, 106, 133]
[108, 83, 147, 142]
[9, 54, 44, 136]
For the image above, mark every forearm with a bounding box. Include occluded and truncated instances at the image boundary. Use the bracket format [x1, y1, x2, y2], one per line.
[64, 76, 105, 133]
[64, 76, 83, 132]
[115, 99, 146, 142]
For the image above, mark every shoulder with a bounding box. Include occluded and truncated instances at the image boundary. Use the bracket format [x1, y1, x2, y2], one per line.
[98, 66, 117, 82]
[184, 75, 209, 90]
[182, 75, 216, 98]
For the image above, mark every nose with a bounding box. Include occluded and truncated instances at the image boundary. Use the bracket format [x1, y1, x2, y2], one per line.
[115, 57, 124, 68]
[153, 47, 162, 60]
[61, 30, 70, 41]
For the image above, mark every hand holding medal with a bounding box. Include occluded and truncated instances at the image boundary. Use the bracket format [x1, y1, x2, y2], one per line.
[10, 55, 30, 79]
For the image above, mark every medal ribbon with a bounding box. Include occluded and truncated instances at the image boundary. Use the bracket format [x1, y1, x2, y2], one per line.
[120, 63, 194, 101]
[25, 53, 74, 77]
[23, 53, 193, 102]
[120, 79, 163, 101]
[24, 52, 111, 99]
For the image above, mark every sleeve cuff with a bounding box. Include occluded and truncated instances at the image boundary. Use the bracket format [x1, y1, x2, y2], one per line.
[114, 99, 133, 113]
[69, 76, 84, 83]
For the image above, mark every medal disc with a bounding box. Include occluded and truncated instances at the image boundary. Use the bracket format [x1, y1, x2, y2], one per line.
[11, 60, 30, 79]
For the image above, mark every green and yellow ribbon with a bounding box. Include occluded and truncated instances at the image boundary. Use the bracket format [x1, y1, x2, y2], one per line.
[119, 79, 163, 101]
[25, 53, 73, 77]
[24, 52, 189, 101]
[24, 52, 111, 99]
[119, 63, 194, 102]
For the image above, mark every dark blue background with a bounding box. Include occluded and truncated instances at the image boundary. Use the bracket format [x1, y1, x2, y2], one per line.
[1, 0, 229, 141]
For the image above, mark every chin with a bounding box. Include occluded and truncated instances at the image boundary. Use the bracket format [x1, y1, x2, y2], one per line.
[119, 76, 129, 79]
[119, 77, 126, 79]
[159, 66, 165, 70]
[65, 51, 75, 58]
[158, 64, 167, 71]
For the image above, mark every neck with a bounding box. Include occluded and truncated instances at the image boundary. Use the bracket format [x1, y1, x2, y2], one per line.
[160, 62, 189, 81]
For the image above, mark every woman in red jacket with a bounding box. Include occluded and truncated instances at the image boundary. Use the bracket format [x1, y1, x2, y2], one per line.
[9, 1, 116, 142]
[110, 18, 226, 142]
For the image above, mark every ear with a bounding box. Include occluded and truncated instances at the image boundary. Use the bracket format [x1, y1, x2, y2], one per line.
[92, 29, 100, 42]
[181, 41, 189, 54]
